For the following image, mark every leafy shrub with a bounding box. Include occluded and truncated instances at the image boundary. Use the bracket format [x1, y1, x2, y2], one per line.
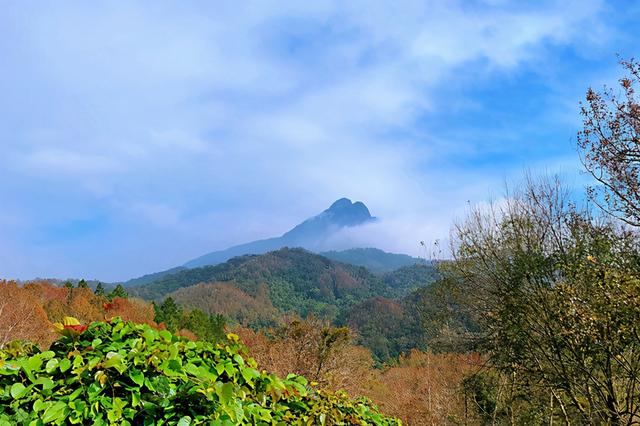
[0, 317, 399, 425]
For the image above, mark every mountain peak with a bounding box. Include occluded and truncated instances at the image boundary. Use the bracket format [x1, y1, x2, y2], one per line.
[282, 198, 375, 243]
[329, 197, 353, 210]
[183, 198, 376, 268]
[323, 198, 373, 225]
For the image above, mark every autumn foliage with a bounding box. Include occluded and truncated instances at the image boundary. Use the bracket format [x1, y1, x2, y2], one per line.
[0, 280, 156, 349]
[0, 281, 53, 348]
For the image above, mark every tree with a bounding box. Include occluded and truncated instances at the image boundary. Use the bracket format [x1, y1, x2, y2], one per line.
[238, 317, 371, 391]
[183, 309, 227, 342]
[77, 279, 89, 289]
[578, 59, 640, 225]
[154, 297, 183, 332]
[104, 297, 155, 324]
[449, 177, 640, 424]
[94, 282, 105, 297]
[108, 284, 128, 301]
[0, 281, 53, 348]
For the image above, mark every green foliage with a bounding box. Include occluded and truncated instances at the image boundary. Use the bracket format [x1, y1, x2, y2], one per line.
[154, 297, 183, 333]
[450, 179, 640, 423]
[153, 298, 226, 342]
[76, 280, 89, 289]
[0, 318, 399, 425]
[320, 248, 422, 274]
[185, 311, 227, 343]
[108, 284, 128, 301]
[462, 373, 498, 423]
[94, 283, 105, 297]
[341, 297, 423, 362]
[381, 263, 439, 296]
[130, 249, 394, 316]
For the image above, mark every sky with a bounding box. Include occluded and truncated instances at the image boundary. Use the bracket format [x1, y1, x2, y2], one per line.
[1, 0, 640, 281]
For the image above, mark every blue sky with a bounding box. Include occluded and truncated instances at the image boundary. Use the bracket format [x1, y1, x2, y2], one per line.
[1, 0, 639, 281]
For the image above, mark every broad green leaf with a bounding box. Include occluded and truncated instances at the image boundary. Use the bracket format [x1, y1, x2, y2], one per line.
[102, 352, 122, 369]
[219, 382, 233, 404]
[241, 368, 260, 383]
[58, 358, 71, 373]
[45, 359, 59, 374]
[130, 369, 144, 386]
[11, 383, 27, 399]
[35, 377, 54, 391]
[177, 416, 192, 426]
[42, 401, 67, 423]
[33, 399, 48, 412]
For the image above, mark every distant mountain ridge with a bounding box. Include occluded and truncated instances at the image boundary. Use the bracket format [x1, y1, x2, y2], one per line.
[129, 247, 438, 320]
[183, 198, 376, 268]
[321, 248, 422, 273]
[130, 247, 394, 307]
[124, 198, 422, 287]
[128, 247, 440, 360]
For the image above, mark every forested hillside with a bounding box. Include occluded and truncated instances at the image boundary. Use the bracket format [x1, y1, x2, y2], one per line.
[128, 248, 438, 360]
[320, 248, 422, 273]
[0, 278, 478, 424]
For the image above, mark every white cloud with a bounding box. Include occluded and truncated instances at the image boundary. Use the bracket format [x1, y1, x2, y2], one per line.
[0, 0, 618, 280]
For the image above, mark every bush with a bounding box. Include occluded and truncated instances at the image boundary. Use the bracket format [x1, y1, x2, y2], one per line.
[0, 317, 399, 425]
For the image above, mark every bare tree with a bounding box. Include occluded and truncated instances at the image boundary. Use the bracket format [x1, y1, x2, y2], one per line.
[579, 59, 640, 226]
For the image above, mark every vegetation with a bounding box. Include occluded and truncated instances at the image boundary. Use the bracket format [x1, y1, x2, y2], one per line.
[381, 264, 440, 296]
[579, 58, 640, 226]
[320, 248, 422, 274]
[4, 60, 640, 425]
[443, 177, 640, 423]
[235, 320, 481, 425]
[153, 297, 227, 342]
[0, 317, 399, 425]
[130, 249, 391, 308]
[127, 248, 437, 361]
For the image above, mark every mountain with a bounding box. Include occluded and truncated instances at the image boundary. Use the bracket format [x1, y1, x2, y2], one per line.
[129, 247, 440, 360]
[382, 263, 440, 294]
[124, 266, 187, 287]
[321, 248, 422, 273]
[183, 198, 376, 268]
[129, 247, 438, 320]
[130, 248, 393, 317]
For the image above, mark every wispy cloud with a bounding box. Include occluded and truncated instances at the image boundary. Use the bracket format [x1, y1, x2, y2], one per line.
[0, 0, 637, 280]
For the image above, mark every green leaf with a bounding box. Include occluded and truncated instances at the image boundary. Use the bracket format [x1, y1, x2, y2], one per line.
[27, 356, 43, 373]
[40, 351, 55, 360]
[33, 398, 48, 412]
[233, 354, 245, 367]
[219, 382, 233, 404]
[159, 330, 172, 341]
[11, 382, 27, 399]
[59, 358, 71, 373]
[42, 401, 67, 423]
[67, 387, 83, 401]
[130, 369, 144, 387]
[177, 416, 192, 426]
[102, 352, 123, 369]
[35, 377, 55, 391]
[45, 359, 59, 374]
[241, 368, 260, 383]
